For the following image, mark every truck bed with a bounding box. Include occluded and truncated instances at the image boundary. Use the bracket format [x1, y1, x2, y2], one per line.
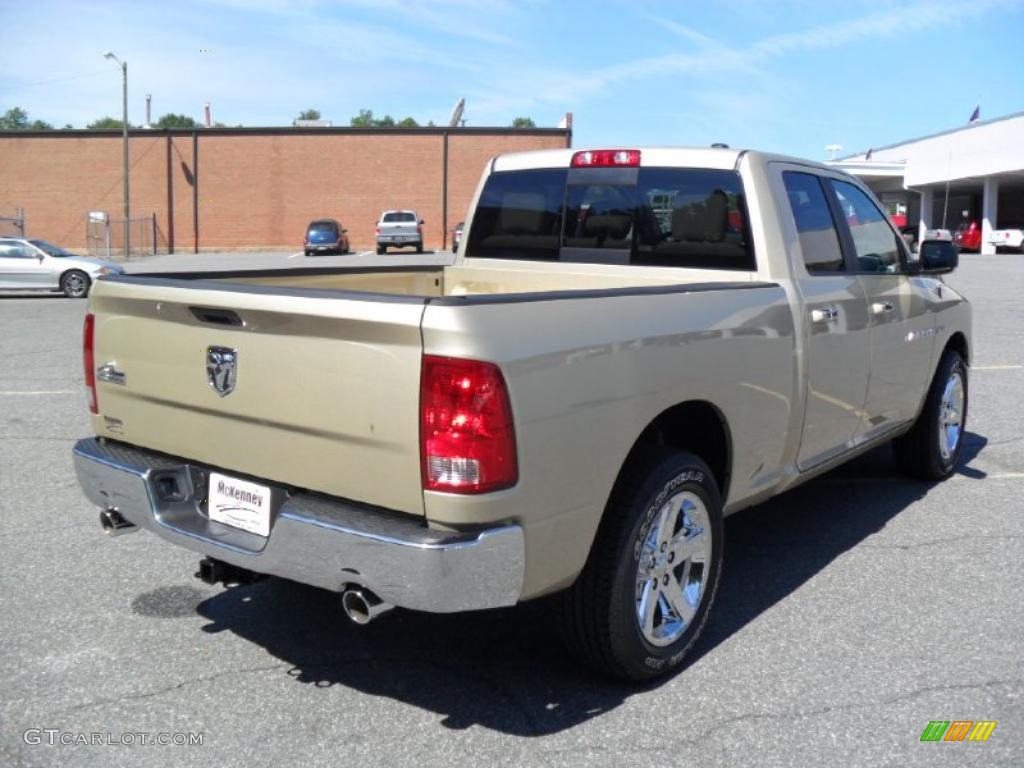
[87, 262, 771, 523]
[125, 259, 760, 298]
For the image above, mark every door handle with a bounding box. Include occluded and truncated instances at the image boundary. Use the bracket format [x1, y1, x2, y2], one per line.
[810, 306, 839, 324]
[871, 301, 895, 315]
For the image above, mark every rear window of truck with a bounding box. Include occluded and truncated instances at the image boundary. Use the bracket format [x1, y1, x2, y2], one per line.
[466, 167, 754, 270]
[383, 212, 416, 223]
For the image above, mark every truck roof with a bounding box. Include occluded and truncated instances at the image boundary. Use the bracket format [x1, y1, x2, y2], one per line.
[491, 147, 834, 174]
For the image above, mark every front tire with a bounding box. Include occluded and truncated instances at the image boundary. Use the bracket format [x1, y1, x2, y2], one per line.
[61, 270, 91, 298]
[557, 450, 724, 682]
[893, 349, 968, 480]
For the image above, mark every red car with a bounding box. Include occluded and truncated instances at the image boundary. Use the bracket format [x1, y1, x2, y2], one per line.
[954, 220, 981, 251]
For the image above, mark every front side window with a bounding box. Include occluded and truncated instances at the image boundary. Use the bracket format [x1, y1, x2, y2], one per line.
[28, 239, 69, 257]
[829, 180, 903, 274]
[783, 171, 845, 274]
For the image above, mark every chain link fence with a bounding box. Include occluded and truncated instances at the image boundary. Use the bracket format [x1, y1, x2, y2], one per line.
[0, 208, 25, 237]
[86, 213, 163, 260]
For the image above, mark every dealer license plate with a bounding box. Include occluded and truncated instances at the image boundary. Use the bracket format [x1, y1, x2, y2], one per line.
[208, 472, 272, 537]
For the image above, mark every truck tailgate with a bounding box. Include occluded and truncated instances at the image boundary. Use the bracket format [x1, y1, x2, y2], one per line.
[87, 277, 427, 516]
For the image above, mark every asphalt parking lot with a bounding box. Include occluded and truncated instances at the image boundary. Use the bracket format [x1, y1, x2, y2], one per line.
[1, 253, 1021, 768]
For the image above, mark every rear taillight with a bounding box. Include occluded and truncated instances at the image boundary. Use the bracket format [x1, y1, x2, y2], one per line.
[375, 226, 380, 236]
[83, 312, 97, 413]
[571, 149, 640, 168]
[420, 355, 517, 493]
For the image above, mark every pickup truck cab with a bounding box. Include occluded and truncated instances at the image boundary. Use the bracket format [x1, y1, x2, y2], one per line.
[73, 147, 970, 681]
[375, 210, 423, 254]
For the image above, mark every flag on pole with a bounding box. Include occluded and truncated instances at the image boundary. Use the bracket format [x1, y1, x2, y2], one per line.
[968, 106, 980, 123]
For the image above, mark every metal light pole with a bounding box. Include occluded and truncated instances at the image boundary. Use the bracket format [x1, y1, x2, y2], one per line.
[104, 51, 130, 258]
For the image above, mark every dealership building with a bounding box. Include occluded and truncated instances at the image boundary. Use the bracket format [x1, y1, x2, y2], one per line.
[830, 111, 1024, 253]
[0, 125, 571, 254]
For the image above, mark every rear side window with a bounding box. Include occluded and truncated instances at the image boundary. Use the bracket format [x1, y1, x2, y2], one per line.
[466, 167, 754, 269]
[783, 172, 845, 274]
[0, 242, 35, 259]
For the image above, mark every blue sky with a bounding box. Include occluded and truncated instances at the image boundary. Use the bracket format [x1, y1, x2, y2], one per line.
[2, 0, 1022, 160]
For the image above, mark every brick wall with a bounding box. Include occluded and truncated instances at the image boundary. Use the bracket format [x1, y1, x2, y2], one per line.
[0, 128, 569, 253]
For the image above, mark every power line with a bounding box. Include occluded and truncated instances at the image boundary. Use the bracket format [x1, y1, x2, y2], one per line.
[10, 69, 110, 88]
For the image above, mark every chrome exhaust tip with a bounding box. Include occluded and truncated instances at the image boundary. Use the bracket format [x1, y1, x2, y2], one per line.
[99, 509, 137, 536]
[341, 587, 394, 625]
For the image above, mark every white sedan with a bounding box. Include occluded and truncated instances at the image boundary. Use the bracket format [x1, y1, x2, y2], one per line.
[0, 238, 124, 298]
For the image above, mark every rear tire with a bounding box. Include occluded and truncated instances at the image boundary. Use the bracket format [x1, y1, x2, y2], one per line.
[557, 450, 724, 682]
[416, 242, 424, 254]
[376, 245, 385, 255]
[893, 349, 968, 480]
[60, 270, 91, 298]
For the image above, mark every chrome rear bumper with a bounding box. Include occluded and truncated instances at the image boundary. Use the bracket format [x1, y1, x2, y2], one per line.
[72, 438, 524, 613]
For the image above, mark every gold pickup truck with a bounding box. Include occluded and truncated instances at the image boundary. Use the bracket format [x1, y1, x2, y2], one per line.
[73, 148, 971, 681]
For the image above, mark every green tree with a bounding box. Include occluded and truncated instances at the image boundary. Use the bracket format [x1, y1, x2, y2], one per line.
[350, 108, 375, 127]
[87, 116, 131, 129]
[511, 116, 536, 128]
[350, 109, 407, 128]
[1, 107, 52, 131]
[297, 108, 321, 121]
[61, 123, 74, 130]
[0, 107, 28, 130]
[155, 113, 198, 128]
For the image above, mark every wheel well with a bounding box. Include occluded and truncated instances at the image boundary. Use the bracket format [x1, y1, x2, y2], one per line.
[944, 332, 969, 365]
[60, 268, 89, 283]
[615, 401, 732, 502]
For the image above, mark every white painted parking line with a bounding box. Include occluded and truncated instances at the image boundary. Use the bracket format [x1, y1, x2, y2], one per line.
[288, 251, 304, 259]
[952, 472, 1024, 481]
[974, 364, 1023, 371]
[0, 390, 77, 396]
[820, 471, 1024, 483]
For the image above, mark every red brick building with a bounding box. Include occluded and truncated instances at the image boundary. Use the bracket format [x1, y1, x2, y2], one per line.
[0, 126, 570, 253]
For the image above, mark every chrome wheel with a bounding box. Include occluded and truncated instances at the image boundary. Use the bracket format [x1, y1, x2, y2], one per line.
[938, 370, 964, 461]
[63, 271, 89, 298]
[634, 491, 713, 647]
